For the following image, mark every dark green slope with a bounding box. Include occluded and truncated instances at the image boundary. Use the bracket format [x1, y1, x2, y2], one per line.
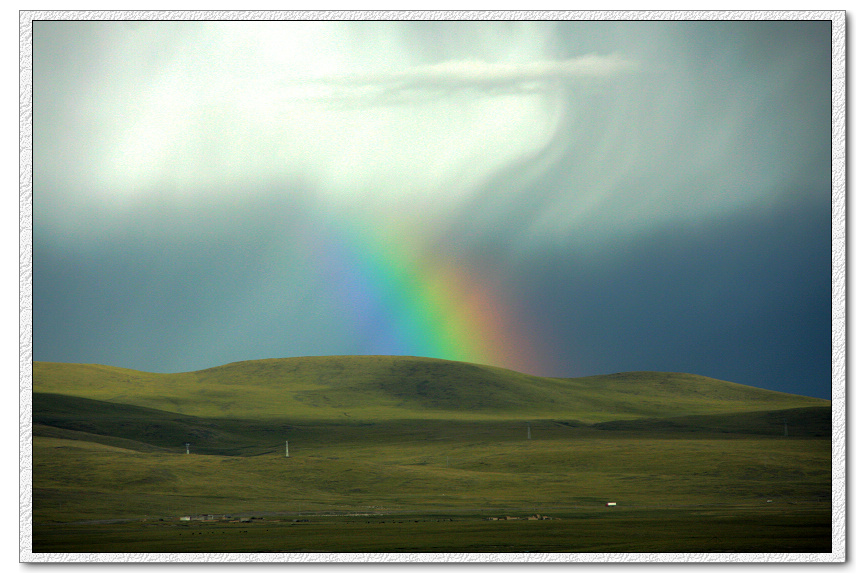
[594, 406, 832, 437]
[33, 392, 831, 460]
[32, 392, 305, 456]
[34, 393, 256, 455]
[33, 424, 171, 453]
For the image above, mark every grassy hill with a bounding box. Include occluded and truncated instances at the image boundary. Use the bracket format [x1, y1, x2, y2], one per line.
[29, 356, 833, 553]
[33, 356, 827, 421]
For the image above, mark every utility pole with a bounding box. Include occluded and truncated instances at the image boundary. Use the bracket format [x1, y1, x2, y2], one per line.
[285, 441, 290, 458]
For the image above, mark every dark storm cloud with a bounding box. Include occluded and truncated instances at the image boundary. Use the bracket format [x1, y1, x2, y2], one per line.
[509, 192, 831, 399]
[33, 186, 342, 372]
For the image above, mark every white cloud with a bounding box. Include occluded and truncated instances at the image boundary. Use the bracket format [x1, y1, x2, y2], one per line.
[39, 21, 604, 225]
[294, 55, 638, 106]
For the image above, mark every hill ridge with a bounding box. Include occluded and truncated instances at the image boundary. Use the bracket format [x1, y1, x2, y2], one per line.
[33, 355, 828, 422]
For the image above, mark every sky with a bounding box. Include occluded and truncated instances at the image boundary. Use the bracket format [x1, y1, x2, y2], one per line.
[31, 18, 834, 399]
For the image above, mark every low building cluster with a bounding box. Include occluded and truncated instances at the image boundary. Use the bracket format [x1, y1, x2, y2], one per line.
[178, 514, 262, 523]
[485, 514, 557, 521]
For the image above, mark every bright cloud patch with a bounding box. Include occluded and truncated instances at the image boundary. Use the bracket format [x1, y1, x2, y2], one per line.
[38, 21, 637, 231]
[299, 55, 638, 105]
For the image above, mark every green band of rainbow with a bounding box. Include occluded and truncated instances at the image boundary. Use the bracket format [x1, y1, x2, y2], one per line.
[313, 218, 547, 374]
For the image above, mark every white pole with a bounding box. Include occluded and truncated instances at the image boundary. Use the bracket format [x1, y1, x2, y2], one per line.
[286, 441, 290, 457]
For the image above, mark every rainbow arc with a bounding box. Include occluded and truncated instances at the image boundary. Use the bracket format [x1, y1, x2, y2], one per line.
[310, 218, 547, 375]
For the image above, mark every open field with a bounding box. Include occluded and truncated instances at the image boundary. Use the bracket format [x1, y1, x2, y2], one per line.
[29, 356, 833, 555]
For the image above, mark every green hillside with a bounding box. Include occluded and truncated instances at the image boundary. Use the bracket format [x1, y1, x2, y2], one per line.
[33, 356, 827, 421]
[29, 356, 833, 553]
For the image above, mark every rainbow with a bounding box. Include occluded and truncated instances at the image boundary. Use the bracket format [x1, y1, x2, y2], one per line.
[310, 218, 548, 375]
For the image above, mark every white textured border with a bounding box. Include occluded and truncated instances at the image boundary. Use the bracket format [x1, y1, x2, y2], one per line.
[19, 9, 846, 565]
[19, 7, 34, 566]
[829, 5, 848, 567]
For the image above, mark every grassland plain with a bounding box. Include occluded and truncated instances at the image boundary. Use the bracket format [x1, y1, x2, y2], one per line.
[30, 356, 832, 555]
